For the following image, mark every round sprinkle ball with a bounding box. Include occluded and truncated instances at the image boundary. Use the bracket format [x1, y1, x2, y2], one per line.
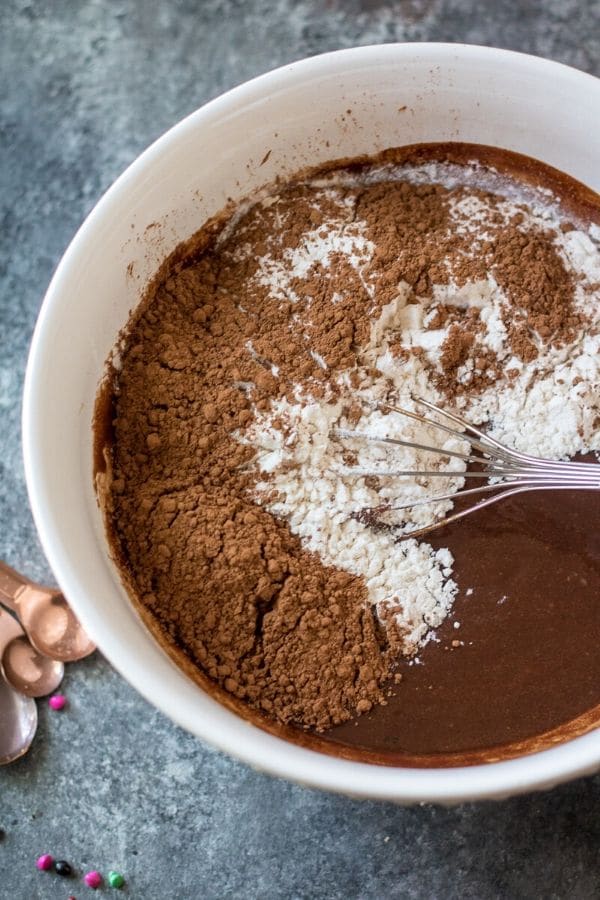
[36, 853, 54, 871]
[54, 859, 73, 877]
[108, 871, 125, 888]
[48, 693, 67, 711]
[83, 871, 102, 889]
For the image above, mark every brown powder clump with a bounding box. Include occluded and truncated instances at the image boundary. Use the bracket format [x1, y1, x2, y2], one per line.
[139, 491, 390, 729]
[440, 323, 476, 371]
[434, 316, 502, 396]
[490, 228, 580, 360]
[357, 181, 452, 301]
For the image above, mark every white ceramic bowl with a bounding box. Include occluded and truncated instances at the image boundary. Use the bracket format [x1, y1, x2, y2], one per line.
[23, 43, 600, 803]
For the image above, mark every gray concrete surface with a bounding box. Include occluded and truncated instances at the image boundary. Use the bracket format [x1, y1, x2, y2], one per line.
[2, 1, 600, 897]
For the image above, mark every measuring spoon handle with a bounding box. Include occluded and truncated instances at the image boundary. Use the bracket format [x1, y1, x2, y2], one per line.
[0, 606, 23, 656]
[0, 561, 32, 613]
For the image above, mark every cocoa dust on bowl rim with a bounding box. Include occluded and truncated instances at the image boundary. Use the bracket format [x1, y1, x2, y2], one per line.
[21, 44, 600, 803]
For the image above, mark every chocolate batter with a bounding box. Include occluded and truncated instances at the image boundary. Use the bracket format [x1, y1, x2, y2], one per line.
[329, 462, 600, 763]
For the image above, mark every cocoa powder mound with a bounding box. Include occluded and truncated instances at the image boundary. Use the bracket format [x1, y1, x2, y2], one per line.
[357, 181, 452, 299]
[140, 490, 390, 727]
[490, 227, 581, 359]
[106, 201, 396, 731]
[102, 152, 585, 732]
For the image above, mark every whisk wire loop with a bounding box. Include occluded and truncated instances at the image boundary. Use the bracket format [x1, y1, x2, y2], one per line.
[336, 398, 600, 539]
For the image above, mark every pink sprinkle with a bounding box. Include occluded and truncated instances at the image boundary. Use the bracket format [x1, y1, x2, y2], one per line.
[84, 871, 102, 889]
[48, 694, 67, 711]
[36, 853, 53, 870]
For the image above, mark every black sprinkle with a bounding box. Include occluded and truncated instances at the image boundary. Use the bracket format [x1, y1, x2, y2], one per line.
[54, 860, 73, 877]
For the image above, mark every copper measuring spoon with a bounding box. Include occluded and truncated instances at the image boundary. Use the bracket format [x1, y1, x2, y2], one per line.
[0, 673, 37, 765]
[0, 561, 95, 663]
[0, 605, 64, 697]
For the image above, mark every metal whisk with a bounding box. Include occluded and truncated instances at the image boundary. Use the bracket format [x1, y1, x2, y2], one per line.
[337, 397, 600, 540]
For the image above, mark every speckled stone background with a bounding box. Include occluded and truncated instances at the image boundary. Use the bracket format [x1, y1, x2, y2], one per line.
[2, 1, 600, 898]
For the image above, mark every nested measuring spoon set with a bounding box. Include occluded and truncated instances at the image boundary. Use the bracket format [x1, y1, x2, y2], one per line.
[0, 561, 95, 764]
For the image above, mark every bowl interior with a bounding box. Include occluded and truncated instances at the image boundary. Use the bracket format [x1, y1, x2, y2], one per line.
[23, 44, 600, 803]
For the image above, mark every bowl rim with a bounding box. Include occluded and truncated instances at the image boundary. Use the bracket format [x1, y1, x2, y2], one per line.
[22, 41, 600, 803]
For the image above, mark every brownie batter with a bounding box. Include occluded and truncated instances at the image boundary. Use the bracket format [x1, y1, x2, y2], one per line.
[96, 143, 600, 763]
[330, 473, 600, 763]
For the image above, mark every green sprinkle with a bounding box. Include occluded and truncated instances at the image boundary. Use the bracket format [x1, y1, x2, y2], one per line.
[108, 871, 125, 889]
